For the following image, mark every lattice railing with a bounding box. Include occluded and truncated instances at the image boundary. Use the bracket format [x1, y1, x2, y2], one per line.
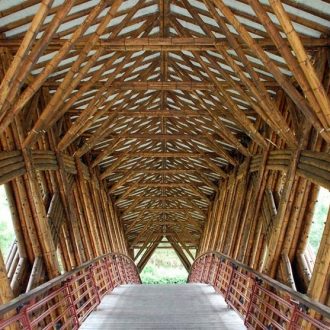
[0, 253, 140, 330]
[189, 252, 330, 330]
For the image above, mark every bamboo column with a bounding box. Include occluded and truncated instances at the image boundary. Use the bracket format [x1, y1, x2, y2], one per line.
[4, 183, 28, 294]
[0, 250, 14, 304]
[15, 114, 59, 278]
[75, 158, 103, 256]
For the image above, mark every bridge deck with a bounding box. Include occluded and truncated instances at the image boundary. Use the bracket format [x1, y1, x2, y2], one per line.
[81, 283, 246, 329]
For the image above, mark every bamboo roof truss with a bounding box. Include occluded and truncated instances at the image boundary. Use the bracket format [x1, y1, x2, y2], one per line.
[0, 0, 329, 250]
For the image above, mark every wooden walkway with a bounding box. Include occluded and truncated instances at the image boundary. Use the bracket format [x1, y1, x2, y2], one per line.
[81, 283, 246, 329]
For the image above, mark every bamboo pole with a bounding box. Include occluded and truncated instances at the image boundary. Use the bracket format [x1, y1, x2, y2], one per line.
[75, 159, 103, 256]
[23, 0, 125, 148]
[0, 0, 53, 120]
[269, 0, 330, 128]
[249, 0, 327, 133]
[0, 1, 74, 130]
[0, 249, 16, 330]
[13, 113, 60, 278]
[211, 0, 330, 144]
[0, 1, 108, 132]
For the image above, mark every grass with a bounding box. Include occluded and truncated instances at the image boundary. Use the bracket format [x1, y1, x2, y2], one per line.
[0, 185, 15, 259]
[139, 248, 189, 284]
[308, 187, 330, 255]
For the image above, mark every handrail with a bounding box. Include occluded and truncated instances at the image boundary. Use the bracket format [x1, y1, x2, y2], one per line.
[0, 252, 138, 316]
[0, 252, 140, 329]
[189, 251, 330, 329]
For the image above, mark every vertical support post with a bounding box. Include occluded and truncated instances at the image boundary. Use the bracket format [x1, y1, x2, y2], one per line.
[213, 257, 222, 289]
[113, 256, 120, 286]
[244, 277, 257, 326]
[21, 306, 32, 330]
[104, 257, 114, 292]
[64, 279, 79, 329]
[89, 265, 101, 305]
[206, 254, 214, 283]
[225, 263, 236, 303]
[120, 257, 128, 284]
[288, 303, 299, 330]
[200, 256, 206, 282]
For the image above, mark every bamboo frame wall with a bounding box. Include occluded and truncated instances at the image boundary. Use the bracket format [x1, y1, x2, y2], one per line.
[0, 92, 129, 305]
[198, 50, 330, 309]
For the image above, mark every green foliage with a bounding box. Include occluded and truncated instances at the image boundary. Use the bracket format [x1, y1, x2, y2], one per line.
[0, 186, 15, 259]
[140, 249, 188, 284]
[308, 188, 330, 255]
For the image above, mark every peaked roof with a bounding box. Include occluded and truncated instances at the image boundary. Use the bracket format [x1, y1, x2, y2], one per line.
[0, 0, 329, 250]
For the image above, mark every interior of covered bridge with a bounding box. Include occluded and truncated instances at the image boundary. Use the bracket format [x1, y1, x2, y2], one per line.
[0, 0, 330, 329]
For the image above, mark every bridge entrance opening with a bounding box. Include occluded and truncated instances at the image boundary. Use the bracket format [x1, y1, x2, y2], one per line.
[139, 248, 188, 284]
[134, 238, 194, 284]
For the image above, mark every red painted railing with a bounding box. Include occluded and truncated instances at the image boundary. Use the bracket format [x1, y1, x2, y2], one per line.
[189, 252, 330, 330]
[0, 253, 140, 330]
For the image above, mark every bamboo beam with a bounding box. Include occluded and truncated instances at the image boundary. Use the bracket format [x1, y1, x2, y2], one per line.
[130, 220, 153, 247]
[57, 55, 134, 152]
[167, 237, 191, 272]
[172, 232, 194, 260]
[203, 0, 297, 146]
[2, 37, 328, 51]
[211, 0, 330, 143]
[128, 208, 203, 213]
[100, 152, 226, 179]
[0, 1, 107, 133]
[55, 81, 215, 90]
[25, 2, 127, 150]
[137, 236, 162, 271]
[100, 133, 207, 140]
[122, 197, 206, 216]
[47, 80, 280, 89]
[102, 110, 206, 117]
[192, 53, 267, 148]
[118, 183, 210, 201]
[57, 17, 160, 152]
[74, 92, 163, 157]
[248, 0, 326, 143]
[134, 231, 157, 261]
[0, 0, 53, 120]
[269, 0, 330, 128]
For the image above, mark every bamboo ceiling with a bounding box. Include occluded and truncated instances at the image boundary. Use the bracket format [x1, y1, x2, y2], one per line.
[0, 0, 329, 250]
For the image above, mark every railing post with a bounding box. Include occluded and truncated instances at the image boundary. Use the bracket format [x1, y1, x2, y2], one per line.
[244, 277, 258, 326]
[89, 265, 101, 305]
[117, 256, 125, 284]
[200, 256, 207, 282]
[122, 258, 129, 284]
[64, 278, 79, 329]
[104, 257, 114, 292]
[203, 255, 209, 283]
[225, 263, 236, 303]
[288, 302, 299, 330]
[206, 254, 213, 283]
[114, 256, 122, 285]
[213, 257, 222, 288]
[19, 305, 32, 330]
